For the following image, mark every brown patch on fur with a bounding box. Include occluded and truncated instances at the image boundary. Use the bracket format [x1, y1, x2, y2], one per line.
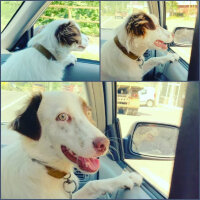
[126, 12, 156, 37]
[55, 21, 81, 46]
[80, 97, 96, 125]
[10, 93, 42, 140]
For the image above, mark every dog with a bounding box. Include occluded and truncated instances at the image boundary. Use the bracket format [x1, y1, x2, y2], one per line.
[1, 91, 142, 199]
[1, 20, 89, 81]
[101, 12, 179, 81]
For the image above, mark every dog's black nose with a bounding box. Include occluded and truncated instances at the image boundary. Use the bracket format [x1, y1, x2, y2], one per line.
[93, 137, 110, 153]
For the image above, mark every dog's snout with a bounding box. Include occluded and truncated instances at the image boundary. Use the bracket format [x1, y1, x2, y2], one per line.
[93, 137, 110, 153]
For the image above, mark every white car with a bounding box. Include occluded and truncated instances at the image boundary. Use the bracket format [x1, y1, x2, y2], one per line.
[138, 87, 155, 107]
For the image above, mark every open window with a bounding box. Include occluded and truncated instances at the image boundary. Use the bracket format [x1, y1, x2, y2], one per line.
[101, 1, 198, 81]
[1, 1, 100, 81]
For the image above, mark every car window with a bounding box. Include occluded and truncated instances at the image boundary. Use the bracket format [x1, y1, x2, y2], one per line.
[101, 1, 149, 40]
[1, 82, 89, 145]
[34, 1, 99, 61]
[1, 1, 23, 32]
[166, 1, 198, 63]
[117, 82, 187, 197]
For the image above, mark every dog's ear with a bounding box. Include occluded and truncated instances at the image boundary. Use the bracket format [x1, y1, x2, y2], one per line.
[55, 21, 81, 46]
[126, 12, 156, 36]
[10, 93, 42, 140]
[80, 97, 96, 125]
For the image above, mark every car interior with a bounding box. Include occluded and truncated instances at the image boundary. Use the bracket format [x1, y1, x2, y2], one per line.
[1, 1, 199, 199]
[1, 1, 100, 81]
[101, 1, 199, 81]
[3, 82, 198, 199]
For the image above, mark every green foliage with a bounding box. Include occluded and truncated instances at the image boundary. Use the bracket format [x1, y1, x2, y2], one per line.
[35, 1, 99, 37]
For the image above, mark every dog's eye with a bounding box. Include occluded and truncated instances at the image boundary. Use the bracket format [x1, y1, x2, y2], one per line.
[87, 110, 92, 117]
[56, 113, 71, 122]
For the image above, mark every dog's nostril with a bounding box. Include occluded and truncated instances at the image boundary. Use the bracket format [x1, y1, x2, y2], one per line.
[93, 137, 109, 152]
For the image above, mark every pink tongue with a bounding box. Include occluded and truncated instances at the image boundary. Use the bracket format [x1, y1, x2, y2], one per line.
[77, 157, 100, 173]
[154, 40, 167, 50]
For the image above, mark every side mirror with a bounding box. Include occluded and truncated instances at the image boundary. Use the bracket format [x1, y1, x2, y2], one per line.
[170, 27, 194, 47]
[123, 122, 179, 160]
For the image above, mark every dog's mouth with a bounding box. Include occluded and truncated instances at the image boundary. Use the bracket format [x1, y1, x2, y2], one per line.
[154, 40, 168, 50]
[78, 45, 86, 50]
[61, 145, 100, 173]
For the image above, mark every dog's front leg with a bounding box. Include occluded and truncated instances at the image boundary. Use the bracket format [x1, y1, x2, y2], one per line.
[72, 172, 142, 199]
[142, 53, 179, 74]
[61, 54, 77, 67]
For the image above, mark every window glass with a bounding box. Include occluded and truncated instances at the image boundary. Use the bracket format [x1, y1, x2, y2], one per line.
[1, 82, 88, 145]
[1, 1, 23, 32]
[117, 82, 187, 197]
[101, 1, 149, 40]
[34, 1, 99, 61]
[101, 1, 149, 29]
[166, 1, 197, 63]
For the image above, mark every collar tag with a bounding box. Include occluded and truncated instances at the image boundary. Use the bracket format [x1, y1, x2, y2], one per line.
[63, 173, 78, 198]
[136, 57, 144, 69]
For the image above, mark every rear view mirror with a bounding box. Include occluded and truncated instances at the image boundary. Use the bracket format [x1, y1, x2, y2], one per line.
[170, 27, 194, 47]
[131, 123, 179, 158]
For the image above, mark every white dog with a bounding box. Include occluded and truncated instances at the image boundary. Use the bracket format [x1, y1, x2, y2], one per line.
[101, 12, 179, 81]
[1, 91, 142, 199]
[1, 20, 89, 81]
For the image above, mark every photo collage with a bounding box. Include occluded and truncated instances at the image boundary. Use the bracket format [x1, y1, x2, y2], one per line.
[1, 1, 199, 199]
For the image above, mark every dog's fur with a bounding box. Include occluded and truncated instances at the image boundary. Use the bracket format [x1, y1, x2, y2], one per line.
[101, 12, 179, 81]
[1, 91, 142, 199]
[1, 20, 89, 81]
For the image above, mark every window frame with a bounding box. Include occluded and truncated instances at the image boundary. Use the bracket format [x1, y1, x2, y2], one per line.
[1, 1, 25, 33]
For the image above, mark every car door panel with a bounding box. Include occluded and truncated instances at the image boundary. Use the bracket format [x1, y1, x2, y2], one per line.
[1, 53, 100, 81]
[156, 50, 188, 81]
[98, 156, 152, 199]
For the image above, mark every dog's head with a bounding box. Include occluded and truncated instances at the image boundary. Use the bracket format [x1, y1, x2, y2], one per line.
[10, 91, 109, 174]
[29, 19, 89, 52]
[54, 20, 89, 51]
[121, 12, 173, 52]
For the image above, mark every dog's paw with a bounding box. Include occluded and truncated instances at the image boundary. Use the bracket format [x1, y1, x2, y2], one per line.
[118, 172, 143, 190]
[69, 54, 77, 65]
[167, 53, 180, 62]
[64, 54, 77, 66]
